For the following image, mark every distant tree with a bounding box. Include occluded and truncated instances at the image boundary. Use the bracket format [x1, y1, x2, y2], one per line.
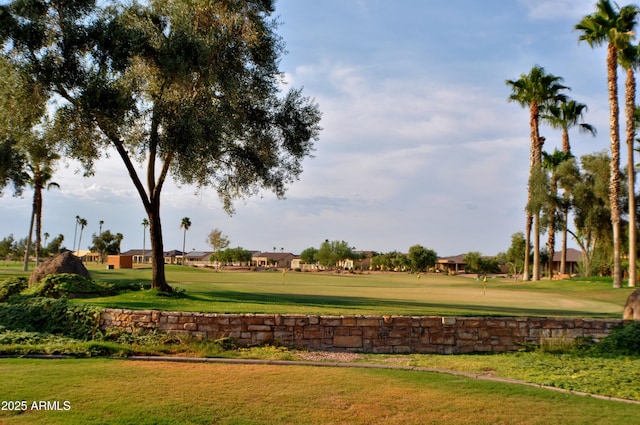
[89, 230, 123, 263]
[76, 218, 88, 253]
[407, 244, 437, 272]
[180, 217, 191, 265]
[217, 247, 252, 266]
[141, 218, 149, 264]
[300, 247, 318, 265]
[315, 240, 354, 269]
[463, 251, 500, 276]
[45, 234, 64, 256]
[207, 229, 230, 264]
[1, 0, 321, 292]
[502, 232, 528, 278]
[0, 235, 15, 260]
[371, 251, 408, 272]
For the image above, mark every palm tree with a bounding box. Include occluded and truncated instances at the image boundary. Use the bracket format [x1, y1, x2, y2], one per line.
[21, 143, 59, 271]
[142, 218, 149, 265]
[576, 0, 639, 288]
[506, 65, 568, 281]
[541, 99, 596, 275]
[619, 43, 640, 287]
[73, 215, 80, 253]
[542, 149, 574, 277]
[76, 217, 88, 255]
[543, 100, 596, 154]
[180, 217, 191, 265]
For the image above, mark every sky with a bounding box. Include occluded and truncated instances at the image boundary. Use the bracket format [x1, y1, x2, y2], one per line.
[0, 0, 635, 257]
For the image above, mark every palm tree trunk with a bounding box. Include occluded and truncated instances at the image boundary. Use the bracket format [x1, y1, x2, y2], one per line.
[34, 177, 43, 267]
[560, 205, 569, 275]
[533, 213, 541, 280]
[23, 208, 35, 272]
[547, 178, 558, 278]
[626, 67, 637, 287]
[523, 212, 532, 281]
[607, 43, 623, 288]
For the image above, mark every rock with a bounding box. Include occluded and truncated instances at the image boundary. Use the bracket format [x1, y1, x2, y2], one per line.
[29, 252, 91, 285]
[623, 289, 640, 320]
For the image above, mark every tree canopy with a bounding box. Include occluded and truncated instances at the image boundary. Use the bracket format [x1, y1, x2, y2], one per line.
[1, 0, 321, 291]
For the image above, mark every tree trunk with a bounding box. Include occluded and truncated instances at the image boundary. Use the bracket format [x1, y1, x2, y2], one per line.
[23, 208, 35, 272]
[607, 43, 622, 288]
[34, 177, 43, 267]
[523, 212, 532, 281]
[533, 212, 541, 281]
[626, 67, 636, 288]
[560, 205, 569, 275]
[148, 198, 172, 292]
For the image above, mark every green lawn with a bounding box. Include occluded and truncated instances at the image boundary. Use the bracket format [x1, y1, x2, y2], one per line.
[0, 358, 638, 425]
[40, 264, 634, 317]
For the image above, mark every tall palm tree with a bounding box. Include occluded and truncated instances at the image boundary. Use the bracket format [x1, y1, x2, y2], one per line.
[619, 43, 640, 287]
[506, 65, 568, 281]
[576, 0, 639, 288]
[180, 217, 191, 265]
[142, 218, 149, 265]
[541, 99, 596, 275]
[22, 142, 59, 271]
[76, 217, 88, 255]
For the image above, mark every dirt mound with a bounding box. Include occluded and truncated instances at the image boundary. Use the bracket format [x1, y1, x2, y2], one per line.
[29, 252, 91, 285]
[623, 289, 640, 320]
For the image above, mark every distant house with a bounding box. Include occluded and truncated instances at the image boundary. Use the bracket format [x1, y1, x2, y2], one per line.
[252, 252, 296, 269]
[436, 254, 467, 274]
[121, 249, 153, 264]
[184, 251, 214, 266]
[74, 250, 100, 263]
[164, 250, 183, 264]
[551, 248, 582, 276]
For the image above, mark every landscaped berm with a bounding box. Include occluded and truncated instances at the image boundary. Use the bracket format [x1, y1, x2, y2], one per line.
[1, 265, 640, 424]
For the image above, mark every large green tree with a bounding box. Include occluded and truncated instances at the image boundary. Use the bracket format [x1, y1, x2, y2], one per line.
[407, 244, 437, 273]
[506, 65, 568, 281]
[576, 0, 639, 287]
[570, 152, 615, 277]
[1, 0, 321, 292]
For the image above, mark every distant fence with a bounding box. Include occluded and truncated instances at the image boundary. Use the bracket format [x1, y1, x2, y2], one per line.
[99, 309, 625, 354]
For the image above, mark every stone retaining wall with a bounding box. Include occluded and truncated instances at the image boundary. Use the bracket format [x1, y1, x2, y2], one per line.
[99, 309, 624, 354]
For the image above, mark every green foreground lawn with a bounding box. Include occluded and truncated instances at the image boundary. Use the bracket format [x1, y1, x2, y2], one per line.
[47, 265, 634, 317]
[0, 358, 638, 425]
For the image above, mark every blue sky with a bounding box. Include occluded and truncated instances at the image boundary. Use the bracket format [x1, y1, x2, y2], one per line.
[0, 0, 634, 256]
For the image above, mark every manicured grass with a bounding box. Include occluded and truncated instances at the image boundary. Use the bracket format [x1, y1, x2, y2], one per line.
[46, 265, 635, 317]
[0, 358, 638, 425]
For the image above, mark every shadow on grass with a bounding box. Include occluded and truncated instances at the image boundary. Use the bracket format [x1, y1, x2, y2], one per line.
[83, 289, 618, 318]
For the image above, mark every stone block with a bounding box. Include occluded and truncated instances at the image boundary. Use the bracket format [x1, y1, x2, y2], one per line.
[334, 335, 362, 348]
[247, 325, 272, 332]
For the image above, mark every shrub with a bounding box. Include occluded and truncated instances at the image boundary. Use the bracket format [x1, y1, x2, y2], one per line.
[0, 276, 28, 302]
[594, 321, 640, 356]
[0, 297, 102, 339]
[33, 273, 112, 298]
